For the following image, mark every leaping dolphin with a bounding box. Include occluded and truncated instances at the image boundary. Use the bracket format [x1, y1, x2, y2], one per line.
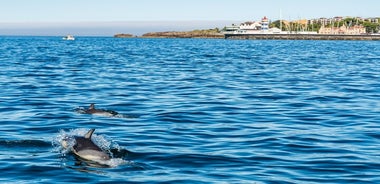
[84, 103, 119, 117]
[61, 129, 110, 162]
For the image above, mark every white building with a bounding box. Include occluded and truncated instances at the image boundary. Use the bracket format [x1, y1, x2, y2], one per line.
[224, 16, 288, 34]
[237, 16, 271, 34]
[240, 21, 262, 30]
[261, 16, 269, 30]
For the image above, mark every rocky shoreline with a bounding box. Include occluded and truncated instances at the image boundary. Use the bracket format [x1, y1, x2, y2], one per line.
[141, 31, 224, 38]
[114, 33, 135, 38]
[114, 29, 224, 39]
[114, 29, 380, 40]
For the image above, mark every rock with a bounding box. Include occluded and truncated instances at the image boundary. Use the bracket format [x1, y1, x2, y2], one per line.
[114, 33, 135, 38]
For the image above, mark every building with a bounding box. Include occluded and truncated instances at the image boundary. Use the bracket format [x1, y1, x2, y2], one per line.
[261, 16, 269, 30]
[319, 25, 366, 35]
[240, 21, 262, 30]
[226, 16, 280, 34]
[224, 24, 240, 32]
[309, 18, 332, 25]
[239, 16, 269, 31]
[365, 17, 379, 23]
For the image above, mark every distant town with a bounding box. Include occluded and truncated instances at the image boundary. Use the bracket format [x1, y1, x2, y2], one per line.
[224, 16, 380, 35]
[114, 16, 380, 40]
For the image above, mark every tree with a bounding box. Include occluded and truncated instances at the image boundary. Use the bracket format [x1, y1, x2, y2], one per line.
[363, 22, 379, 33]
[270, 20, 289, 31]
[307, 23, 322, 32]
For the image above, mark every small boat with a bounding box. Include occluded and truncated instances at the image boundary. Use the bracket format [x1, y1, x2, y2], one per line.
[62, 35, 75, 40]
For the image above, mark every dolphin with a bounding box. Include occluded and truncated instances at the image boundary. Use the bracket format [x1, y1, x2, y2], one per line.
[61, 129, 110, 162]
[84, 103, 118, 117]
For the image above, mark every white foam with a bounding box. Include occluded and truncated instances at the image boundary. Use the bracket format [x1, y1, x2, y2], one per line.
[52, 128, 127, 167]
[99, 158, 129, 167]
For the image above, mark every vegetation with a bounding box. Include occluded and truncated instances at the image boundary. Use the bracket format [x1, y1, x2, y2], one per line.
[269, 17, 380, 33]
[141, 28, 224, 38]
[114, 17, 379, 38]
[363, 21, 380, 33]
[270, 20, 320, 32]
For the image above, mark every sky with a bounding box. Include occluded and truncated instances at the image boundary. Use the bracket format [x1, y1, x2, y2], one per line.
[0, 0, 379, 36]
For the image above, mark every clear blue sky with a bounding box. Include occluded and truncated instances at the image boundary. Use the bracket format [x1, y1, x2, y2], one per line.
[0, 0, 378, 36]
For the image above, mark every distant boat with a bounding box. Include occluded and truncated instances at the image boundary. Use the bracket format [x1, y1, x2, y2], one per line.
[62, 35, 75, 40]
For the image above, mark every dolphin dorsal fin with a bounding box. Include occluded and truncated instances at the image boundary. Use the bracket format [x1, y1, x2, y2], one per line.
[89, 103, 95, 110]
[84, 129, 95, 139]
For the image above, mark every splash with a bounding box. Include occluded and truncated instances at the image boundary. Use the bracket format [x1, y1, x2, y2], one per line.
[74, 107, 87, 114]
[52, 128, 128, 167]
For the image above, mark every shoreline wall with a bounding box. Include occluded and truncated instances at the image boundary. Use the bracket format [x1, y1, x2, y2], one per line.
[141, 31, 224, 38]
[224, 34, 380, 41]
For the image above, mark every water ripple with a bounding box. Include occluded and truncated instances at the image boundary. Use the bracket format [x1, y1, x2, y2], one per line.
[0, 37, 379, 183]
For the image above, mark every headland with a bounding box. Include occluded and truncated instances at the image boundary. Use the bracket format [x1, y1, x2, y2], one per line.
[114, 16, 380, 40]
[114, 28, 224, 39]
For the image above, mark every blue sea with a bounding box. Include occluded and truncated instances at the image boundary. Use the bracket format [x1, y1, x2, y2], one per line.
[0, 36, 379, 183]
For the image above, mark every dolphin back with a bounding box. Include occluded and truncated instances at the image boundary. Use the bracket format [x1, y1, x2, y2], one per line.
[89, 103, 95, 110]
[72, 129, 111, 161]
[84, 104, 118, 116]
[85, 129, 95, 139]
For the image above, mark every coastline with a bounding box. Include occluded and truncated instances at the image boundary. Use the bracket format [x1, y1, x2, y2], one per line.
[140, 31, 224, 39]
[112, 15, 380, 41]
[224, 33, 380, 41]
[113, 31, 380, 40]
[114, 29, 224, 39]
[113, 33, 380, 40]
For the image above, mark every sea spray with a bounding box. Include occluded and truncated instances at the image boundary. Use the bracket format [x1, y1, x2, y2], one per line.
[52, 128, 127, 167]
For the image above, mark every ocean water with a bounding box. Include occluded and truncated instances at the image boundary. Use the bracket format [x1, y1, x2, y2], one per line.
[0, 36, 379, 183]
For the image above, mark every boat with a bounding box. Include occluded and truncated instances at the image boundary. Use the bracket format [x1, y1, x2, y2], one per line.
[62, 35, 75, 40]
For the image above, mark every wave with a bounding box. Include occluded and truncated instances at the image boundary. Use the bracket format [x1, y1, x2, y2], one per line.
[0, 139, 51, 148]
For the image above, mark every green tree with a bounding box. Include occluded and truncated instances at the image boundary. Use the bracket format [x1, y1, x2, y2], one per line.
[307, 23, 322, 32]
[363, 22, 379, 33]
